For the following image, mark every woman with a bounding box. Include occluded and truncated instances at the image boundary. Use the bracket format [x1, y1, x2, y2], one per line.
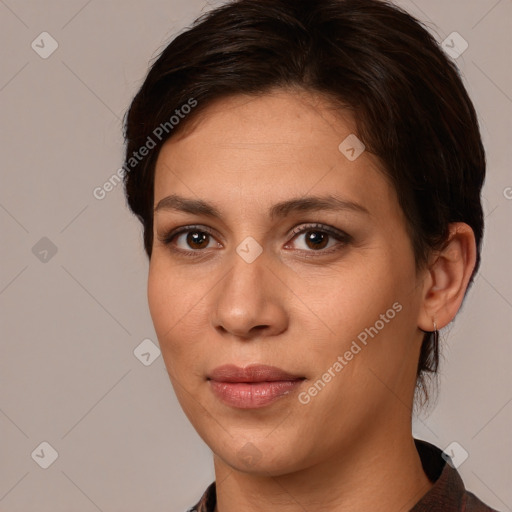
[122, 0, 498, 510]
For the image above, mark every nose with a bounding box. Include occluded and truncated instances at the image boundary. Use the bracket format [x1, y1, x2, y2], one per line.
[212, 249, 289, 340]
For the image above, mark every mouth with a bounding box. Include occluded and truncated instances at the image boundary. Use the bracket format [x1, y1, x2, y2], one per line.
[207, 364, 306, 409]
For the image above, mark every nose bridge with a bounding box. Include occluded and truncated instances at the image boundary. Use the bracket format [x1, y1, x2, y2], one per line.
[222, 242, 267, 307]
[212, 242, 287, 337]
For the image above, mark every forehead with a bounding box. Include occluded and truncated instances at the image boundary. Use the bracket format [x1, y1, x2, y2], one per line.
[153, 91, 399, 222]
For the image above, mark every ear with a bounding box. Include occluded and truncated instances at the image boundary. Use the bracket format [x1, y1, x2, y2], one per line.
[417, 222, 477, 331]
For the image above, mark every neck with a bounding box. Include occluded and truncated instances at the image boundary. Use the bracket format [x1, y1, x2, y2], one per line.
[213, 427, 433, 512]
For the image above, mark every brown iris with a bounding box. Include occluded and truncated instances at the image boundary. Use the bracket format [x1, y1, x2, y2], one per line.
[187, 231, 210, 249]
[304, 231, 329, 250]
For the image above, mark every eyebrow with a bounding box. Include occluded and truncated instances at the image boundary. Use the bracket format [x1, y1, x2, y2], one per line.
[154, 193, 370, 219]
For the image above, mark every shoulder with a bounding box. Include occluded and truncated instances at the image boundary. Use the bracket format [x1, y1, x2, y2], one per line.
[463, 490, 501, 512]
[412, 439, 500, 512]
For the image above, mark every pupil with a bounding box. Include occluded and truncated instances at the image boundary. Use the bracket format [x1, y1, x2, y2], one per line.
[306, 231, 328, 249]
[188, 232, 208, 248]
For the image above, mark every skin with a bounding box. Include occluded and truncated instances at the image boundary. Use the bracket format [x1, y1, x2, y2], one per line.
[148, 89, 477, 512]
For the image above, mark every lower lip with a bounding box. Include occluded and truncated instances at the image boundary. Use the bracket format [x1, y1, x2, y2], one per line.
[209, 380, 303, 408]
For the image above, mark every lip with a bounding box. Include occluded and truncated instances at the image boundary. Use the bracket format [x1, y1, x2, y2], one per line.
[207, 364, 305, 409]
[208, 364, 304, 383]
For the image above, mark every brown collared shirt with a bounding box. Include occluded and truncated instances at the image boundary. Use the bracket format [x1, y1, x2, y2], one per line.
[188, 439, 499, 511]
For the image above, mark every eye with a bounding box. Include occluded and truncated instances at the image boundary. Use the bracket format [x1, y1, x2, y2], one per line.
[285, 223, 351, 254]
[157, 223, 351, 257]
[158, 225, 221, 254]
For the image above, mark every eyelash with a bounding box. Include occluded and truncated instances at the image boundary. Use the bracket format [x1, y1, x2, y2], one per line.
[157, 223, 352, 259]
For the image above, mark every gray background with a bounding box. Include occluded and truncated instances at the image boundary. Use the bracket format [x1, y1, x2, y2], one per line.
[1, 0, 511, 511]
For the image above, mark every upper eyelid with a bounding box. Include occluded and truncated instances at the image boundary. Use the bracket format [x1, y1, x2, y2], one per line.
[162, 224, 219, 241]
[289, 223, 348, 238]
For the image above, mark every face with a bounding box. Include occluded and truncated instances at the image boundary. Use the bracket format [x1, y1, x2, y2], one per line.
[148, 90, 427, 476]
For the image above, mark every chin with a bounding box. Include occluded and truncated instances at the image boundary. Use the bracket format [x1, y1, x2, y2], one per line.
[208, 431, 310, 476]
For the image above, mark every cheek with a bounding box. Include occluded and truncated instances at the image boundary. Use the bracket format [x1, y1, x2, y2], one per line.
[300, 245, 419, 376]
[147, 262, 173, 339]
[147, 261, 195, 362]
[319, 257, 405, 326]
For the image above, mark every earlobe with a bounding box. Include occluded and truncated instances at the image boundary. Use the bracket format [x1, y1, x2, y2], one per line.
[418, 222, 477, 332]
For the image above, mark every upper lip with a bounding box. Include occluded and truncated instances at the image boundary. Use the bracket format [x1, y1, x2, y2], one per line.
[208, 364, 304, 383]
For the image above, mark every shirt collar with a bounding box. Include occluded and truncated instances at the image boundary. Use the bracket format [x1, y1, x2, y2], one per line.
[410, 438, 465, 511]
